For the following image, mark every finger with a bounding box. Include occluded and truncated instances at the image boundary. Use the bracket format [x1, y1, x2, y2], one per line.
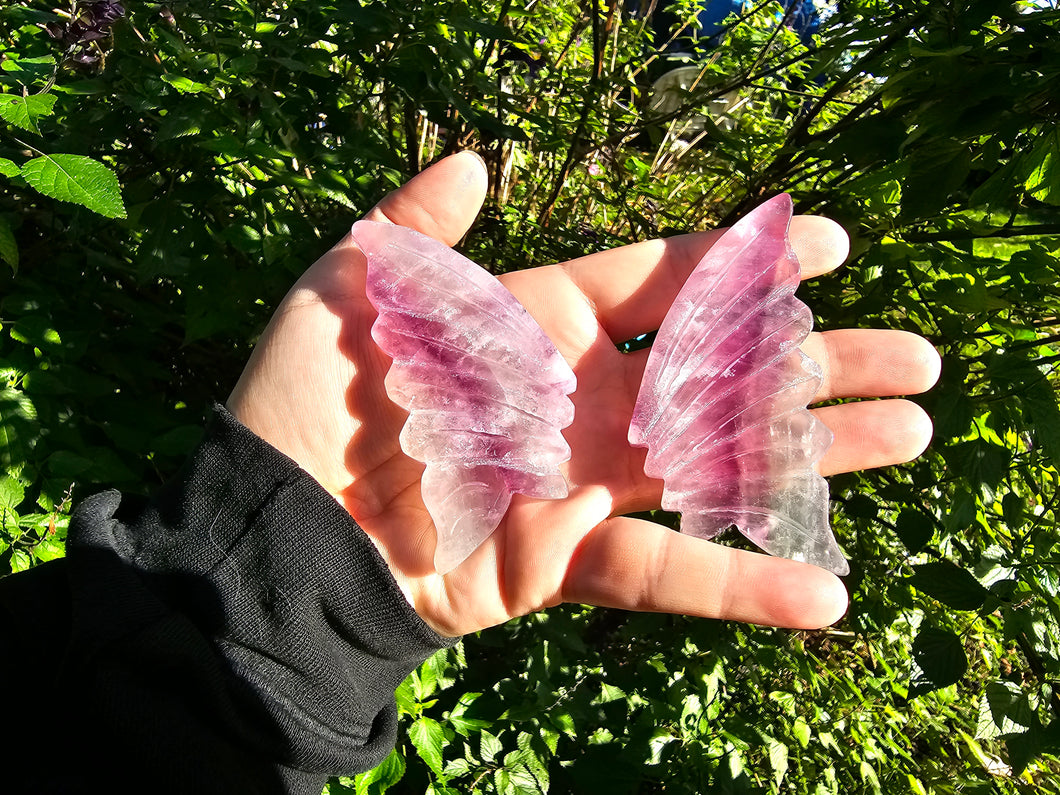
[557, 215, 850, 344]
[805, 329, 942, 401]
[618, 326, 941, 408]
[562, 516, 849, 628]
[788, 216, 851, 279]
[815, 399, 934, 476]
[365, 150, 488, 246]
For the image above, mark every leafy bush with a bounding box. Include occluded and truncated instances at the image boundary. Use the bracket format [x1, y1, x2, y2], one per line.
[2, 0, 1060, 791]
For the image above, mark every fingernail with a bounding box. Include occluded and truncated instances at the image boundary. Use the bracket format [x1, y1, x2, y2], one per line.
[462, 149, 487, 175]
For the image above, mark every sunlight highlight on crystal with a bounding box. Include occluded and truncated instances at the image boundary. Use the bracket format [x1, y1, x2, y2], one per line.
[629, 195, 849, 575]
[352, 221, 576, 573]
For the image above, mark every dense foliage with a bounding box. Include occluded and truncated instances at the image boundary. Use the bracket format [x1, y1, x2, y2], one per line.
[2, 0, 1060, 791]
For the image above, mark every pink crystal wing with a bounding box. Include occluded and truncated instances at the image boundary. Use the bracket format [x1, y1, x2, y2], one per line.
[351, 221, 576, 573]
[628, 195, 848, 576]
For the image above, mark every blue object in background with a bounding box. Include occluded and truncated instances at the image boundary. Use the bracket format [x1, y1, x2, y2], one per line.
[785, 0, 822, 42]
[695, 0, 744, 41]
[629, 0, 821, 51]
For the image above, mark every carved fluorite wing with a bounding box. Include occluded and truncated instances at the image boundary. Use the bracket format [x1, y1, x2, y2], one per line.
[628, 195, 848, 575]
[351, 221, 576, 573]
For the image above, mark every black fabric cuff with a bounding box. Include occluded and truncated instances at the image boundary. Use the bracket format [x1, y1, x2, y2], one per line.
[65, 404, 452, 788]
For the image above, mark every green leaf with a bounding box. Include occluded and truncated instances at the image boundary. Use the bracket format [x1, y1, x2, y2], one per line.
[39, 452, 83, 481]
[976, 680, 1035, 740]
[858, 759, 882, 795]
[412, 648, 447, 701]
[160, 74, 212, 94]
[930, 362, 974, 439]
[0, 216, 17, 273]
[942, 440, 1011, 502]
[441, 758, 470, 779]
[0, 474, 25, 510]
[10, 315, 62, 352]
[495, 761, 543, 795]
[20, 154, 126, 219]
[0, 92, 57, 133]
[31, 534, 65, 563]
[394, 676, 416, 717]
[0, 55, 55, 84]
[480, 729, 503, 764]
[1019, 378, 1060, 470]
[1, 500, 19, 531]
[895, 508, 935, 553]
[353, 749, 405, 795]
[0, 472, 25, 510]
[1002, 492, 1026, 529]
[515, 732, 549, 791]
[908, 561, 991, 611]
[942, 490, 977, 534]
[593, 682, 625, 705]
[900, 142, 972, 219]
[10, 547, 32, 573]
[408, 717, 445, 776]
[0, 157, 20, 178]
[227, 55, 259, 74]
[448, 691, 491, 737]
[1026, 149, 1060, 204]
[1004, 607, 1058, 663]
[767, 738, 789, 787]
[157, 113, 203, 141]
[1024, 129, 1060, 205]
[1006, 728, 1042, 776]
[0, 387, 38, 470]
[909, 627, 968, 697]
[769, 690, 797, 716]
[152, 425, 204, 456]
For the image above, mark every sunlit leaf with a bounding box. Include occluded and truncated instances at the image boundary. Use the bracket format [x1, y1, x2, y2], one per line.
[0, 473, 25, 510]
[409, 717, 445, 776]
[975, 680, 1035, 740]
[0, 92, 57, 133]
[20, 154, 126, 218]
[0, 388, 38, 470]
[352, 749, 405, 794]
[480, 729, 503, 764]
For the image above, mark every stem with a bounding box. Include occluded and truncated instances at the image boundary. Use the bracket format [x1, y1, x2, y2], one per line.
[538, 2, 606, 226]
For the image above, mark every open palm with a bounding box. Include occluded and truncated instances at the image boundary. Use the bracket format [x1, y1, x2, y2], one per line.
[228, 152, 940, 637]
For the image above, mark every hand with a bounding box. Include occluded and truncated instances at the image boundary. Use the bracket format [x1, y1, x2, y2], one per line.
[228, 152, 940, 637]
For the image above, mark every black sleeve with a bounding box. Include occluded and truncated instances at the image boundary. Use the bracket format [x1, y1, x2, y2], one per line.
[0, 405, 452, 795]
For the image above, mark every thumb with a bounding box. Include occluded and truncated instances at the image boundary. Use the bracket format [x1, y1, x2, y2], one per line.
[365, 151, 488, 247]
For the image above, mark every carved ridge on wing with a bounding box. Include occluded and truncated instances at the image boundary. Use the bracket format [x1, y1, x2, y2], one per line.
[652, 288, 805, 414]
[383, 361, 575, 426]
[653, 376, 822, 473]
[649, 224, 794, 404]
[644, 314, 815, 454]
[628, 195, 849, 576]
[369, 290, 573, 391]
[352, 220, 577, 574]
[371, 262, 548, 352]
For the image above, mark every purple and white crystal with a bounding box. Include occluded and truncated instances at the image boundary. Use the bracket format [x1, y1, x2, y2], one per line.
[628, 195, 848, 575]
[351, 221, 576, 573]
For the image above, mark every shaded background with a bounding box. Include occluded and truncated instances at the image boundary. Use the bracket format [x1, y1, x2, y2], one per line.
[2, 0, 1060, 791]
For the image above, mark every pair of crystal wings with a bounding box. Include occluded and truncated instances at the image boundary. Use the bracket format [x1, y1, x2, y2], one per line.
[350, 194, 849, 576]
